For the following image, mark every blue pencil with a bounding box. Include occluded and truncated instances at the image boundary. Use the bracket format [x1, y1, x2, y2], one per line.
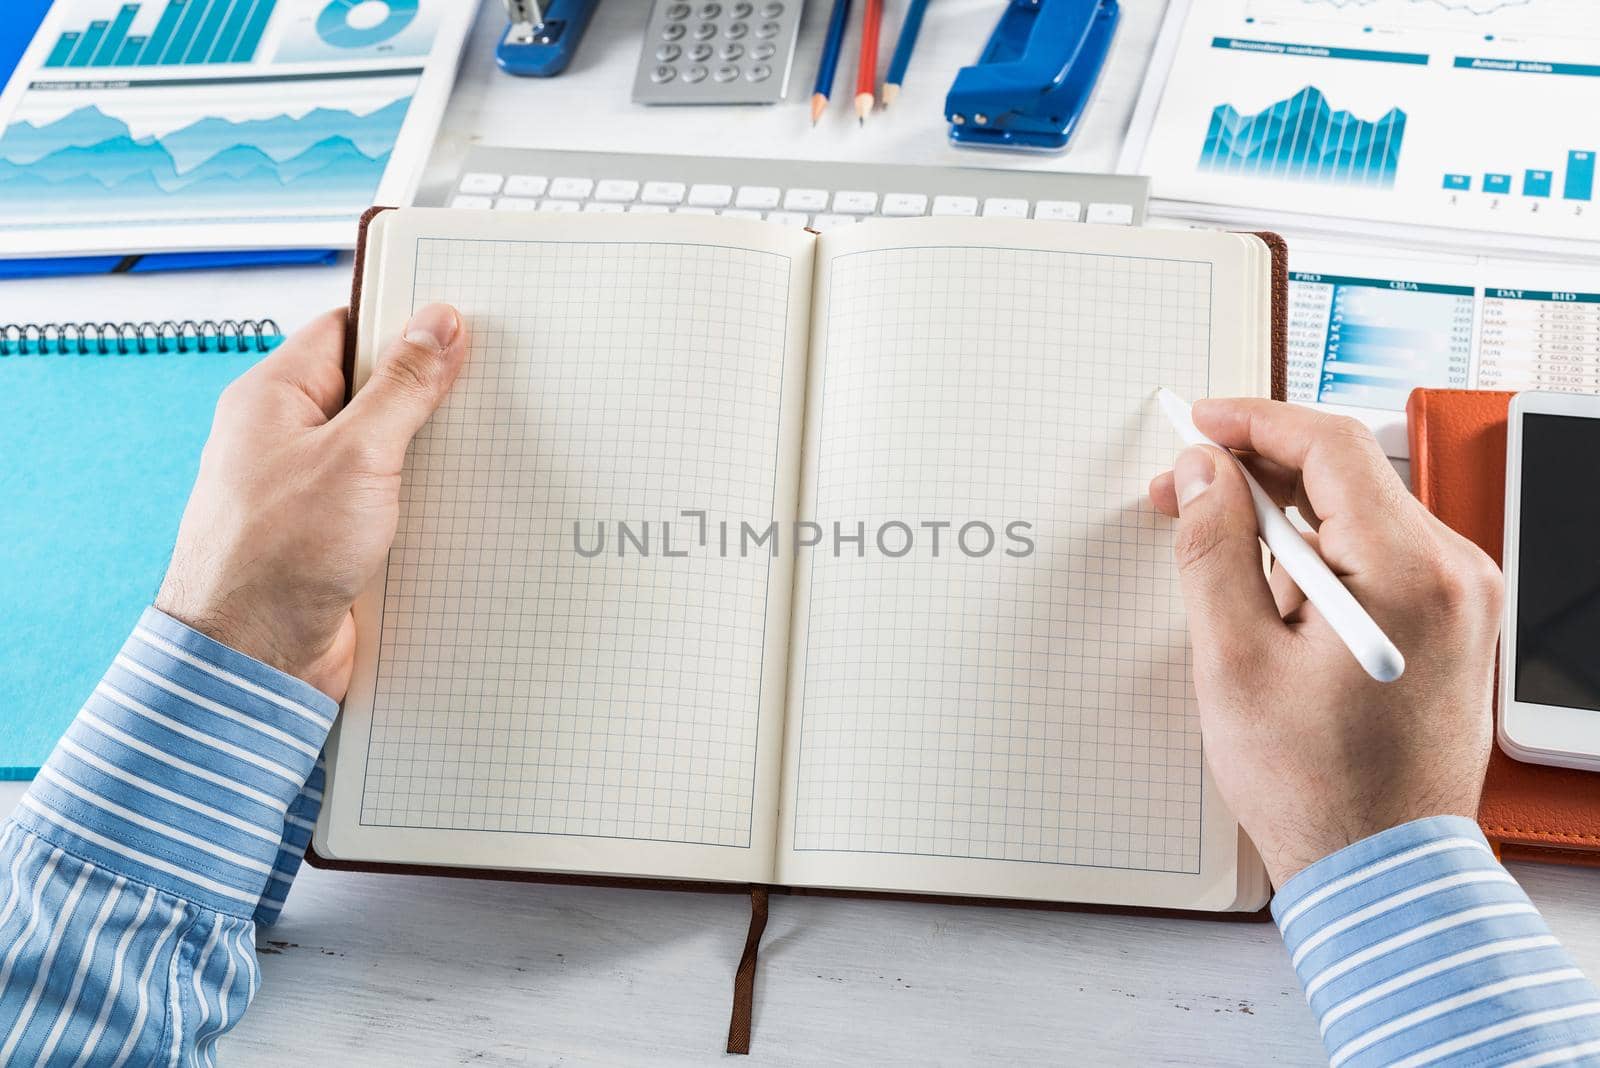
[811, 0, 853, 125]
[881, 0, 930, 107]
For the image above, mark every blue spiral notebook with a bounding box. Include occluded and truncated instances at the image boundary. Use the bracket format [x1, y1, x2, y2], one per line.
[0, 320, 283, 779]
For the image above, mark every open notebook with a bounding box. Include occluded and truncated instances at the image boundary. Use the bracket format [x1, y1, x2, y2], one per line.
[315, 208, 1283, 915]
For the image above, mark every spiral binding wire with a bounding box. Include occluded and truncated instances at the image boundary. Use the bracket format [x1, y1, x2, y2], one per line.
[0, 319, 283, 356]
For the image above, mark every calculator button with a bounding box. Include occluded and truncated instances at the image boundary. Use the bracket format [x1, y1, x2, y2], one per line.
[982, 197, 1029, 218]
[1086, 202, 1134, 225]
[784, 188, 828, 211]
[721, 208, 762, 219]
[449, 194, 493, 209]
[755, 20, 780, 37]
[725, 21, 748, 38]
[720, 42, 743, 60]
[931, 195, 979, 216]
[675, 206, 717, 215]
[504, 174, 548, 197]
[1034, 199, 1082, 222]
[832, 190, 878, 213]
[583, 202, 626, 213]
[538, 199, 580, 213]
[458, 172, 503, 195]
[666, 3, 691, 18]
[688, 183, 734, 207]
[493, 197, 540, 211]
[684, 64, 708, 82]
[732, 1, 753, 15]
[651, 64, 676, 82]
[765, 211, 809, 226]
[762, 1, 783, 15]
[549, 177, 595, 199]
[881, 192, 928, 216]
[746, 63, 771, 81]
[661, 23, 685, 40]
[693, 22, 717, 39]
[687, 42, 711, 61]
[655, 43, 681, 61]
[751, 41, 775, 59]
[628, 204, 671, 214]
[642, 181, 687, 204]
[736, 185, 780, 209]
[714, 64, 739, 81]
[595, 179, 640, 201]
[698, 2, 721, 16]
[812, 214, 858, 230]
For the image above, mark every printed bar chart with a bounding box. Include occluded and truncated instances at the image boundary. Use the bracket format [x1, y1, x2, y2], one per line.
[1200, 86, 1406, 188]
[41, 0, 276, 68]
[1444, 174, 1472, 191]
[1524, 169, 1553, 197]
[1484, 173, 1512, 194]
[1567, 151, 1595, 201]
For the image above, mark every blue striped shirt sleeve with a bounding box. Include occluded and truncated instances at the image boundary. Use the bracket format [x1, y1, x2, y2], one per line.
[1274, 815, 1600, 1067]
[0, 608, 336, 1066]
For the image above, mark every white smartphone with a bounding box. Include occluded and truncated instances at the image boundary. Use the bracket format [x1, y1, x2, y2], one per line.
[1499, 391, 1600, 772]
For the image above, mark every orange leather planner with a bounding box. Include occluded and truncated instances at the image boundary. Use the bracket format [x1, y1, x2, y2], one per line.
[1407, 388, 1600, 865]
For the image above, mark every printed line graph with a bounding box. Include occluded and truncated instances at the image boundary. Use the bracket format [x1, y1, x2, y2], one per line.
[1243, 0, 1600, 37]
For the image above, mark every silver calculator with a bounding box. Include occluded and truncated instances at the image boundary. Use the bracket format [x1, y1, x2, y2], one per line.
[631, 0, 804, 106]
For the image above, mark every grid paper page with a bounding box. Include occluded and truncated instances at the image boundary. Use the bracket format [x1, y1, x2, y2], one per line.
[358, 236, 792, 850]
[791, 245, 1211, 875]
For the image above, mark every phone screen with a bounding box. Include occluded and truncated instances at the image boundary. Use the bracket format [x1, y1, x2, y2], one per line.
[1514, 412, 1600, 712]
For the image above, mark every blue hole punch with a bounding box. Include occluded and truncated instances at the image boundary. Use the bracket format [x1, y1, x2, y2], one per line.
[496, 0, 601, 77]
[945, 0, 1120, 152]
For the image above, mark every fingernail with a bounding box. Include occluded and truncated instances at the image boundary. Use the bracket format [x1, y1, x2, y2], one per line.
[402, 303, 459, 351]
[1174, 447, 1216, 508]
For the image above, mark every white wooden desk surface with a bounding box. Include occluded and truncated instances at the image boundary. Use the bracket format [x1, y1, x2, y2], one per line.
[5, 0, 1599, 1063]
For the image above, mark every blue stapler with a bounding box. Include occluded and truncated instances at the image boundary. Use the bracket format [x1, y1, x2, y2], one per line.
[945, 0, 1120, 152]
[496, 0, 601, 77]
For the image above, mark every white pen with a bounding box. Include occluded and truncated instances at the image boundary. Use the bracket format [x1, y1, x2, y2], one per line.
[1155, 388, 1405, 684]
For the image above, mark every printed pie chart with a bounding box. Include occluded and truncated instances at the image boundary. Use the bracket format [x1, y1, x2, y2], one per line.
[316, 0, 419, 48]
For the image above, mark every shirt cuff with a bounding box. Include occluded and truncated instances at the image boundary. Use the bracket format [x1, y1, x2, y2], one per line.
[13, 608, 338, 919]
[1273, 815, 1600, 1067]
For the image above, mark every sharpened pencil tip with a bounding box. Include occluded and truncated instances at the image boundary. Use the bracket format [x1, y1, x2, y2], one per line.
[810, 93, 827, 126]
[881, 83, 899, 108]
[854, 92, 873, 124]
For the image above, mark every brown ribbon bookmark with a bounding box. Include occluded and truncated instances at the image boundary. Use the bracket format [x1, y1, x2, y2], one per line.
[726, 886, 770, 1054]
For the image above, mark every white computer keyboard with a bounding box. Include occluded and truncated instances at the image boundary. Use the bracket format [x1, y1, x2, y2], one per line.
[441, 148, 1150, 230]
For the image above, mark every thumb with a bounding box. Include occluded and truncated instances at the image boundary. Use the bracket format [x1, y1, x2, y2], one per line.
[339, 302, 468, 458]
[1169, 446, 1282, 667]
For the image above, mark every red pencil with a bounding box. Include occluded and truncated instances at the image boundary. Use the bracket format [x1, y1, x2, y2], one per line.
[855, 0, 882, 125]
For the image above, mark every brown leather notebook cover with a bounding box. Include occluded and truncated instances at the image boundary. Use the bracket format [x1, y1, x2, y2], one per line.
[314, 210, 1293, 1050]
[1406, 388, 1600, 866]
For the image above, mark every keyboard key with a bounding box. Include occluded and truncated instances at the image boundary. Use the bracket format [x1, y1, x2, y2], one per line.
[784, 188, 828, 211]
[765, 210, 809, 226]
[548, 177, 595, 199]
[595, 179, 640, 201]
[688, 183, 734, 207]
[1086, 201, 1134, 225]
[982, 197, 1029, 218]
[493, 196, 540, 211]
[628, 204, 671, 214]
[832, 190, 878, 214]
[721, 208, 762, 219]
[450, 194, 493, 209]
[504, 174, 548, 197]
[1034, 199, 1081, 222]
[642, 181, 687, 204]
[583, 202, 626, 213]
[675, 206, 717, 215]
[812, 213, 858, 230]
[538, 199, 581, 212]
[458, 172, 503, 195]
[931, 195, 978, 216]
[736, 185, 781, 209]
[881, 192, 928, 216]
